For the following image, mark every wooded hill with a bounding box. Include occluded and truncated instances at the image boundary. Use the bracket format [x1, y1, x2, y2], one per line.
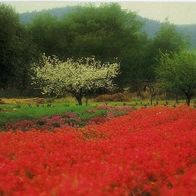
[20, 6, 196, 49]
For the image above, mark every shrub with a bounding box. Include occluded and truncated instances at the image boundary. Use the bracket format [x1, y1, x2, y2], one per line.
[52, 122, 60, 128]
[0, 99, 5, 104]
[36, 120, 46, 126]
[34, 98, 45, 104]
[95, 92, 130, 102]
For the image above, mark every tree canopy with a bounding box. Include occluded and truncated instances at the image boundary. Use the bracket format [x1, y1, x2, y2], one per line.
[0, 4, 21, 87]
[144, 21, 188, 81]
[156, 51, 196, 105]
[0, 4, 36, 94]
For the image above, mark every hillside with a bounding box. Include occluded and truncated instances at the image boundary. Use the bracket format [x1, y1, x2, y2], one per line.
[141, 17, 196, 48]
[19, 7, 74, 24]
[19, 7, 196, 49]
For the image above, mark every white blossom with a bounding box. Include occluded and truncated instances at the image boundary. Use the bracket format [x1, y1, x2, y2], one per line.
[32, 54, 120, 103]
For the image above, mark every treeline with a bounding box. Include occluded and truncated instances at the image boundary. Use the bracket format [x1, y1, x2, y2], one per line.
[0, 3, 193, 99]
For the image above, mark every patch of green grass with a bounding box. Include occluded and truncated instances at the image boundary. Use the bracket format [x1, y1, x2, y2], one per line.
[78, 110, 106, 121]
[0, 102, 103, 127]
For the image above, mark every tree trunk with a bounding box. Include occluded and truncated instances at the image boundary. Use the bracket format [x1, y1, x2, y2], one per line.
[85, 97, 89, 106]
[185, 95, 191, 106]
[75, 95, 82, 105]
[20, 69, 27, 96]
[150, 96, 153, 105]
[175, 93, 179, 104]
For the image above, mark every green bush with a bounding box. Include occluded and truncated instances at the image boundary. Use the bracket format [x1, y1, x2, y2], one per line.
[95, 92, 130, 102]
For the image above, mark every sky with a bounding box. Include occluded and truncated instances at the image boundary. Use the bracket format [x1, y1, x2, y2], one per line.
[1, 1, 196, 25]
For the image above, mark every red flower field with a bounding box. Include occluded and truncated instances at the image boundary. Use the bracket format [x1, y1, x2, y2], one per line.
[0, 106, 196, 196]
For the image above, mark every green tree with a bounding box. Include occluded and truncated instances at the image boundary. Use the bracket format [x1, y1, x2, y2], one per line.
[0, 4, 20, 88]
[156, 51, 196, 106]
[0, 4, 36, 94]
[15, 26, 38, 94]
[29, 13, 59, 56]
[145, 21, 188, 81]
[152, 21, 187, 54]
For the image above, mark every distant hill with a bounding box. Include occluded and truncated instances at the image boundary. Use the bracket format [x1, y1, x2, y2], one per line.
[176, 24, 196, 49]
[141, 17, 196, 49]
[19, 7, 196, 49]
[19, 7, 74, 24]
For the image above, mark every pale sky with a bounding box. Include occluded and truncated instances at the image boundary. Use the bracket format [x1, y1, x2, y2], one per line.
[1, 1, 196, 25]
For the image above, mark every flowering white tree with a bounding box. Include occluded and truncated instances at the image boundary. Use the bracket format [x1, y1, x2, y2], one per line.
[32, 54, 120, 105]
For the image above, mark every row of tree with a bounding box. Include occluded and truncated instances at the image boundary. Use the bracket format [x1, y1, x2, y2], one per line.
[32, 51, 196, 106]
[0, 3, 195, 104]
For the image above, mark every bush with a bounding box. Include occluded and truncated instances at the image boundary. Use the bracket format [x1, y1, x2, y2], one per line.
[36, 120, 46, 126]
[52, 122, 60, 128]
[34, 98, 45, 104]
[0, 99, 5, 104]
[95, 92, 130, 102]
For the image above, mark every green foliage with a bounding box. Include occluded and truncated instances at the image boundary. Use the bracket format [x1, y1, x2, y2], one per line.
[29, 13, 60, 56]
[0, 3, 193, 97]
[0, 4, 37, 93]
[0, 4, 20, 87]
[156, 51, 196, 105]
[152, 21, 187, 54]
[29, 4, 147, 87]
[145, 21, 188, 81]
[64, 4, 143, 58]
[19, 7, 196, 49]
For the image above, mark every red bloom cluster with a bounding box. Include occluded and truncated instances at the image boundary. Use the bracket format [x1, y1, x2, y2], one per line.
[0, 106, 195, 195]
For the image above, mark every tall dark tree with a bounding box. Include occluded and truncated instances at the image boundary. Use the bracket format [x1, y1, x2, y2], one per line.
[0, 4, 36, 94]
[0, 4, 20, 88]
[29, 13, 60, 56]
[15, 26, 38, 94]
